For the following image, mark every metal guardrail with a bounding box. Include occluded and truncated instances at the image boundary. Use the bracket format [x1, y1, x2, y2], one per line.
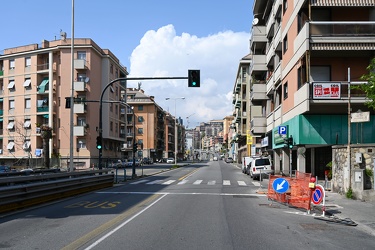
[0, 170, 114, 213]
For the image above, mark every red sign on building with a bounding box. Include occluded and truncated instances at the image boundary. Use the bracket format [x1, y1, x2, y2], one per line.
[313, 82, 341, 99]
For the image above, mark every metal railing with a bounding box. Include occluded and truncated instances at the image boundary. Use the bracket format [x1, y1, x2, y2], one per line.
[0, 170, 114, 213]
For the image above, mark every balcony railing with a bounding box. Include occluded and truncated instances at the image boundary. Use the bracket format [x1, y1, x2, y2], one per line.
[310, 22, 375, 37]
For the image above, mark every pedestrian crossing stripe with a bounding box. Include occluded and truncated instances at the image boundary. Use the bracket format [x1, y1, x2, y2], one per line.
[129, 179, 259, 187]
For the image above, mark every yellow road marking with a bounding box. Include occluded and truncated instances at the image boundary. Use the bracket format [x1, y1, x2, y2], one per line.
[62, 194, 162, 250]
[178, 168, 199, 181]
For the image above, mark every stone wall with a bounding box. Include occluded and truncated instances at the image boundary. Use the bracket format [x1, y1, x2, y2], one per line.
[332, 144, 375, 200]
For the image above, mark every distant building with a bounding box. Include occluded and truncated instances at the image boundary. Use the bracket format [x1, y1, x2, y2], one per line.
[0, 38, 128, 169]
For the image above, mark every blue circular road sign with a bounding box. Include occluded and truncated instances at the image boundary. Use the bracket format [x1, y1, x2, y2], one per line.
[272, 178, 289, 194]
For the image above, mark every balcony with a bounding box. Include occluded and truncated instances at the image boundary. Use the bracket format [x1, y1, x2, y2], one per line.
[74, 59, 86, 69]
[74, 126, 86, 136]
[73, 103, 86, 114]
[250, 25, 267, 49]
[251, 116, 267, 134]
[251, 83, 267, 101]
[37, 106, 48, 112]
[250, 55, 267, 72]
[309, 22, 375, 50]
[74, 81, 86, 91]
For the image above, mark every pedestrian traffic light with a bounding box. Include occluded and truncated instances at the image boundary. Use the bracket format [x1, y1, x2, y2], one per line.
[133, 143, 138, 153]
[96, 136, 102, 150]
[188, 70, 200, 87]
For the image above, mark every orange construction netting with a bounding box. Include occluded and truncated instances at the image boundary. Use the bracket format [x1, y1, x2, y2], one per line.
[267, 171, 312, 211]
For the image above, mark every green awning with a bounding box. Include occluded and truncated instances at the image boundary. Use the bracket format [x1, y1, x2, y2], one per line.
[43, 114, 49, 118]
[0, 98, 3, 102]
[38, 78, 49, 93]
[0, 118, 3, 121]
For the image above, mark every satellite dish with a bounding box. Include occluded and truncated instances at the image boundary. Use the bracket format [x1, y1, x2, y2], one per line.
[84, 77, 90, 83]
[252, 18, 259, 26]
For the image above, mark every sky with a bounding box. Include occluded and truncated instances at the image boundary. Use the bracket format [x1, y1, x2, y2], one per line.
[0, 0, 253, 127]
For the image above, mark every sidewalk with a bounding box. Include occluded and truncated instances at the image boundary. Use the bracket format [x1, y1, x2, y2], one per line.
[320, 190, 375, 236]
[246, 168, 375, 235]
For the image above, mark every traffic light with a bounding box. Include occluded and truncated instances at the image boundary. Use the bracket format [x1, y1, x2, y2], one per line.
[133, 143, 138, 153]
[188, 70, 200, 87]
[96, 136, 102, 150]
[288, 136, 293, 149]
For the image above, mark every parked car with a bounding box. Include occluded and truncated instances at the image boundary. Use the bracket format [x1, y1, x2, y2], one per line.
[0, 165, 10, 173]
[126, 159, 141, 167]
[143, 157, 153, 165]
[225, 157, 233, 163]
[242, 157, 254, 174]
[166, 158, 175, 164]
[249, 157, 273, 180]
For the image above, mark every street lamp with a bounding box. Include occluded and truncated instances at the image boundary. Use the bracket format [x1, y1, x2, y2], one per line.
[165, 97, 185, 165]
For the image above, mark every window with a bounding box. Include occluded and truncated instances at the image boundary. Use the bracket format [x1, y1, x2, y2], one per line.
[283, 0, 288, 15]
[7, 141, 15, 151]
[298, 66, 306, 89]
[138, 116, 144, 122]
[23, 78, 31, 88]
[24, 119, 31, 129]
[25, 57, 31, 67]
[9, 100, 15, 110]
[77, 139, 86, 149]
[77, 51, 86, 60]
[110, 121, 113, 131]
[23, 141, 31, 150]
[138, 128, 143, 134]
[7, 80, 15, 89]
[138, 105, 143, 111]
[9, 59, 15, 69]
[283, 35, 288, 54]
[7, 121, 14, 130]
[77, 117, 86, 126]
[77, 73, 86, 82]
[283, 82, 288, 99]
[25, 98, 31, 109]
[110, 64, 113, 74]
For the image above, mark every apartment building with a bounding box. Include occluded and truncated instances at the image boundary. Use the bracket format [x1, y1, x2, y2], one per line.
[249, 0, 375, 185]
[125, 88, 185, 162]
[0, 37, 128, 169]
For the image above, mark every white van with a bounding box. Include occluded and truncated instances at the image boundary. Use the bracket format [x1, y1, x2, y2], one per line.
[242, 157, 253, 174]
[249, 157, 273, 180]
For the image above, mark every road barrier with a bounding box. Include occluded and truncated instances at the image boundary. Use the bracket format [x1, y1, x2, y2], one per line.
[268, 171, 313, 212]
[0, 170, 114, 213]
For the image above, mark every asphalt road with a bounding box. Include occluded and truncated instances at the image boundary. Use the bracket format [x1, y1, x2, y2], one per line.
[0, 160, 374, 250]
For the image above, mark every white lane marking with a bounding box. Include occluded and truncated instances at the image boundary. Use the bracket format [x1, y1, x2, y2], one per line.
[193, 180, 203, 185]
[238, 181, 247, 186]
[130, 180, 149, 185]
[207, 180, 216, 185]
[162, 180, 176, 185]
[97, 191, 266, 197]
[85, 193, 168, 250]
[223, 180, 231, 186]
[252, 182, 261, 186]
[146, 180, 163, 185]
[178, 180, 188, 185]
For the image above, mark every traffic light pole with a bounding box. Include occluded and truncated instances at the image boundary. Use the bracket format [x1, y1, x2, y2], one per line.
[98, 76, 188, 170]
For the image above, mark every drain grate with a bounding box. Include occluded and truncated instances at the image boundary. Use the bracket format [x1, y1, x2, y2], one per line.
[300, 223, 329, 230]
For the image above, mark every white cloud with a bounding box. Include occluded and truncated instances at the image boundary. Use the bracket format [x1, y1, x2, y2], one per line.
[129, 24, 249, 126]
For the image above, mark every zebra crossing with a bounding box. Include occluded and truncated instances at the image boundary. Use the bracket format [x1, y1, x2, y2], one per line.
[130, 179, 263, 187]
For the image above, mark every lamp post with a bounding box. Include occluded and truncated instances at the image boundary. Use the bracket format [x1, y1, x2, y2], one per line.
[165, 97, 185, 165]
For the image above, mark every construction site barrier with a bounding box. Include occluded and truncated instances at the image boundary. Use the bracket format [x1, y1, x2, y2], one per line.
[268, 171, 313, 211]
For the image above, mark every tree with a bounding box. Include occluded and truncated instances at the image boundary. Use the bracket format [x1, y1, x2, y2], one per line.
[352, 57, 375, 109]
[40, 125, 53, 169]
